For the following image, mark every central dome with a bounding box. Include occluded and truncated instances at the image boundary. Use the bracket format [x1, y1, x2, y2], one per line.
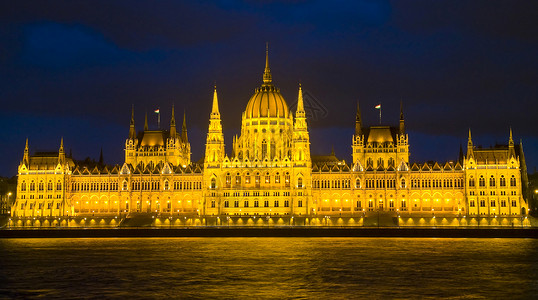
[244, 46, 289, 119]
[244, 85, 289, 119]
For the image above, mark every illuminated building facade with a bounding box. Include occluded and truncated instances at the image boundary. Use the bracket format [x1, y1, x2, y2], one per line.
[9, 49, 531, 227]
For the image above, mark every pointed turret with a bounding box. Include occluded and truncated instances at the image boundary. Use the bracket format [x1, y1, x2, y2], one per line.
[23, 138, 29, 165]
[170, 105, 177, 139]
[182, 109, 188, 143]
[399, 100, 405, 135]
[59, 137, 65, 164]
[355, 101, 362, 136]
[296, 83, 305, 118]
[129, 105, 136, 139]
[211, 85, 220, 117]
[144, 112, 148, 131]
[467, 128, 474, 158]
[262, 42, 272, 84]
[508, 127, 515, 158]
[205, 85, 225, 166]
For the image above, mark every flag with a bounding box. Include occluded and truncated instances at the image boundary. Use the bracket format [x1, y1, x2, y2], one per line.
[154, 109, 160, 114]
[375, 104, 381, 109]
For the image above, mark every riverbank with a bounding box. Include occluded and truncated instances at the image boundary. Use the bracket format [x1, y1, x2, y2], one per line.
[1, 227, 537, 238]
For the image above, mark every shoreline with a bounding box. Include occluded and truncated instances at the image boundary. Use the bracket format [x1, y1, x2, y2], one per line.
[1, 227, 537, 238]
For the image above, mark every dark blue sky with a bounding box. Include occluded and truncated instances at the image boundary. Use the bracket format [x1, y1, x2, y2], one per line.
[1, 0, 537, 176]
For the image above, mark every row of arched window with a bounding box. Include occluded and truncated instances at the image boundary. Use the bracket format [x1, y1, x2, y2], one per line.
[20, 180, 62, 192]
[468, 175, 516, 188]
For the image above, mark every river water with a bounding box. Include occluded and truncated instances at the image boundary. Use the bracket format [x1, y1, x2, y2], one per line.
[1, 238, 537, 299]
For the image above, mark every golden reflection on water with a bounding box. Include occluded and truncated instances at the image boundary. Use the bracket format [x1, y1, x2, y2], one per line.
[1, 238, 537, 298]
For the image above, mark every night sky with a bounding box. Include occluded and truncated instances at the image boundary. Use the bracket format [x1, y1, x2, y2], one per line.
[1, 1, 537, 177]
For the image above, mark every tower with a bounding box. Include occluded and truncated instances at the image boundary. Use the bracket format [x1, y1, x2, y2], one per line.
[292, 84, 311, 168]
[352, 102, 364, 165]
[204, 85, 225, 167]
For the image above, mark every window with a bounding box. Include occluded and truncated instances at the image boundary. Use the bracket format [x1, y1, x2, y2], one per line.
[285, 172, 290, 187]
[262, 140, 267, 158]
[47, 181, 53, 191]
[210, 178, 216, 189]
[274, 200, 279, 207]
[275, 173, 280, 183]
[470, 200, 475, 207]
[511, 200, 517, 207]
[211, 201, 215, 208]
[357, 200, 362, 208]
[235, 174, 241, 185]
[297, 177, 303, 188]
[368, 200, 373, 208]
[479, 176, 485, 187]
[225, 173, 231, 187]
[510, 176, 516, 187]
[264, 200, 269, 207]
[500, 176, 506, 187]
[234, 200, 239, 208]
[265, 173, 270, 184]
[489, 176, 495, 187]
[39, 182, 44, 191]
[244, 200, 249, 207]
[284, 200, 289, 207]
[480, 200, 486, 207]
[401, 200, 406, 208]
[21, 181, 27, 191]
[164, 180, 169, 190]
[254, 200, 259, 207]
[122, 181, 128, 191]
[355, 178, 361, 189]
[490, 200, 496, 207]
[30, 182, 35, 191]
[400, 178, 406, 188]
[48, 202, 53, 209]
[224, 200, 229, 208]
[298, 200, 303, 207]
[469, 177, 475, 187]
[56, 203, 60, 209]
[501, 200, 506, 207]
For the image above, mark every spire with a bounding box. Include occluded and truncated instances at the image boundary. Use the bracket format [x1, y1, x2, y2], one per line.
[467, 128, 474, 158]
[170, 104, 177, 139]
[129, 105, 136, 139]
[398, 100, 405, 135]
[508, 127, 515, 158]
[182, 109, 188, 143]
[355, 101, 362, 136]
[58, 137, 65, 164]
[211, 85, 220, 116]
[262, 42, 272, 84]
[144, 112, 148, 131]
[296, 83, 305, 118]
[23, 138, 29, 165]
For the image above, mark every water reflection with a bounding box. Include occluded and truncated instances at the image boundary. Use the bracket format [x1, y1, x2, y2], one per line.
[1, 238, 537, 298]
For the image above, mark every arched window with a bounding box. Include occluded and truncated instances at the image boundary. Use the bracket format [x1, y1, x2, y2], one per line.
[122, 181, 128, 191]
[245, 172, 251, 184]
[210, 178, 216, 189]
[56, 181, 62, 191]
[355, 178, 361, 189]
[47, 181, 53, 191]
[469, 177, 475, 187]
[400, 178, 406, 188]
[479, 176, 485, 187]
[21, 181, 27, 191]
[265, 172, 270, 183]
[510, 175, 516, 187]
[489, 176, 495, 187]
[235, 173, 241, 185]
[275, 172, 280, 183]
[297, 177, 303, 188]
[261, 140, 267, 159]
[500, 175, 506, 187]
[38, 181, 44, 191]
[164, 180, 169, 190]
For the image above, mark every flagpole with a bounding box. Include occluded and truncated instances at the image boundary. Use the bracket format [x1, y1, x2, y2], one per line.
[379, 102, 382, 125]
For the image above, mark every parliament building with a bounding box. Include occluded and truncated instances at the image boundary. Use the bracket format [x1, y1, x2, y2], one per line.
[9, 49, 531, 227]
